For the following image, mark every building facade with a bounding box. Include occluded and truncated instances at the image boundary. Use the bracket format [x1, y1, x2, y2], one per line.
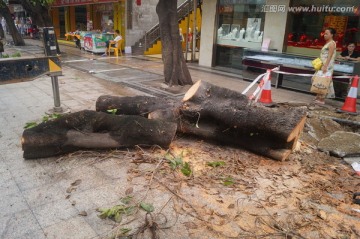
[199, 0, 359, 68]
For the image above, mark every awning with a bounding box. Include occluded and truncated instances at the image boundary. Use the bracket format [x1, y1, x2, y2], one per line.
[51, 0, 119, 7]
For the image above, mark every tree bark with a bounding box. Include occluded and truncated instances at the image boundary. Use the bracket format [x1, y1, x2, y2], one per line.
[0, 0, 25, 46]
[182, 80, 307, 143]
[22, 110, 177, 159]
[149, 110, 295, 161]
[156, 0, 193, 86]
[96, 95, 179, 117]
[147, 80, 307, 161]
[19, 0, 53, 27]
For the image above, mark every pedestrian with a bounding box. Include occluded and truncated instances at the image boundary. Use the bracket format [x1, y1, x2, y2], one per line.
[0, 37, 4, 58]
[187, 28, 193, 51]
[1, 17, 7, 35]
[337, 42, 360, 62]
[313, 27, 336, 105]
[102, 29, 122, 57]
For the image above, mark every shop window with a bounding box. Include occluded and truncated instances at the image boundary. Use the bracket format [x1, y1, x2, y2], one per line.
[215, 0, 266, 69]
[287, 0, 359, 53]
[216, 0, 265, 49]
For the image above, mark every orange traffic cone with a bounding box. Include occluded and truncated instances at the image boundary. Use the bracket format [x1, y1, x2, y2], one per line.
[259, 71, 274, 106]
[338, 75, 358, 114]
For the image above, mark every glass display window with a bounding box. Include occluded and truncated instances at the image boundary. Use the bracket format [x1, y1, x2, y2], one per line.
[286, 0, 359, 56]
[216, 0, 266, 48]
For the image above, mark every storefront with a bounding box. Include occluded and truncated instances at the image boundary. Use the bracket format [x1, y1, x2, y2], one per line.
[198, 0, 359, 98]
[50, 0, 125, 40]
[286, 0, 359, 57]
[199, 0, 359, 68]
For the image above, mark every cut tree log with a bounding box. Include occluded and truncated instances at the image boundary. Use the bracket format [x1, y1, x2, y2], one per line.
[96, 81, 307, 161]
[22, 110, 177, 159]
[182, 80, 307, 143]
[149, 111, 294, 161]
[96, 95, 178, 117]
[148, 80, 307, 161]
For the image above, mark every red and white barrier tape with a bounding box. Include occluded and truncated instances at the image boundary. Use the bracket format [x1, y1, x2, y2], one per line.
[242, 68, 355, 101]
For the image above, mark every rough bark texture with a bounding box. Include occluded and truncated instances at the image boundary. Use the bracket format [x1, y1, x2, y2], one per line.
[22, 110, 177, 159]
[149, 109, 296, 161]
[96, 95, 179, 117]
[156, 0, 193, 86]
[147, 81, 307, 161]
[182, 80, 307, 143]
[0, 0, 25, 46]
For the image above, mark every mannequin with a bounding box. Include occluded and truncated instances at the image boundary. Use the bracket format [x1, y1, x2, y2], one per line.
[239, 28, 245, 41]
[254, 30, 260, 41]
[245, 27, 253, 41]
[231, 27, 238, 39]
[257, 31, 263, 42]
[218, 27, 223, 37]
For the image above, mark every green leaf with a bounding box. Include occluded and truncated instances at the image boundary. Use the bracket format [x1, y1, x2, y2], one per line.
[223, 176, 235, 186]
[98, 209, 110, 219]
[122, 206, 135, 215]
[120, 195, 133, 205]
[140, 202, 154, 212]
[107, 109, 118, 115]
[114, 212, 122, 223]
[42, 115, 49, 122]
[181, 162, 192, 177]
[206, 161, 225, 167]
[120, 228, 131, 234]
[24, 121, 38, 129]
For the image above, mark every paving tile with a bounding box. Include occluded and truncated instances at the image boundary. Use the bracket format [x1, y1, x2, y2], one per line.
[70, 181, 127, 211]
[0, 193, 29, 216]
[22, 181, 68, 208]
[93, 157, 130, 180]
[32, 197, 79, 228]
[58, 165, 112, 193]
[0, 170, 20, 196]
[43, 216, 98, 239]
[0, 209, 44, 239]
[11, 163, 53, 191]
[82, 209, 117, 237]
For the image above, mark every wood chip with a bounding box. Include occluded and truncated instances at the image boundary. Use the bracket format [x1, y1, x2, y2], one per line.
[78, 211, 87, 216]
[71, 179, 82, 186]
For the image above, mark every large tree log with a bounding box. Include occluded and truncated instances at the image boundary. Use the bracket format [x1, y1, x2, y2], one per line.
[148, 80, 307, 161]
[22, 110, 177, 159]
[149, 110, 294, 161]
[96, 95, 178, 117]
[182, 80, 307, 143]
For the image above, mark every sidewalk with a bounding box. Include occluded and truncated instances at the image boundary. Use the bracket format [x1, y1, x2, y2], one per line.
[0, 38, 358, 239]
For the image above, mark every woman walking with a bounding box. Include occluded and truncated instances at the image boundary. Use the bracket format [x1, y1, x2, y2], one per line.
[314, 27, 336, 104]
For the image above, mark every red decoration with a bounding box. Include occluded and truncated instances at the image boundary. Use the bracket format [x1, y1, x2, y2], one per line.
[136, 0, 141, 6]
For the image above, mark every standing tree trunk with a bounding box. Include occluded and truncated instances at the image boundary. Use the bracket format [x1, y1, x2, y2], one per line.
[0, 0, 25, 46]
[19, 0, 53, 27]
[156, 0, 193, 86]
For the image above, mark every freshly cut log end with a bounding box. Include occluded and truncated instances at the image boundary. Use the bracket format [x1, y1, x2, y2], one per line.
[183, 80, 202, 102]
[22, 110, 177, 159]
[286, 111, 307, 142]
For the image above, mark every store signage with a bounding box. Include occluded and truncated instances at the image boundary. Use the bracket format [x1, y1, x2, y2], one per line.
[51, 0, 117, 7]
[13, 4, 24, 12]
